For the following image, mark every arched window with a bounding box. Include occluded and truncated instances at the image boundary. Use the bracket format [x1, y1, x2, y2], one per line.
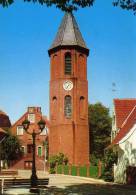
[52, 96, 57, 119]
[64, 95, 72, 118]
[65, 53, 72, 75]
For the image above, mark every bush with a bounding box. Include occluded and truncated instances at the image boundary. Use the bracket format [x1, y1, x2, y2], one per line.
[90, 154, 99, 166]
[50, 167, 56, 174]
[49, 153, 68, 174]
[57, 153, 64, 165]
[101, 148, 117, 181]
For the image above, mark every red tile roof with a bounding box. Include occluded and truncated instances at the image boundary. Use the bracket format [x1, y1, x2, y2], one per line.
[112, 99, 136, 145]
[114, 99, 136, 128]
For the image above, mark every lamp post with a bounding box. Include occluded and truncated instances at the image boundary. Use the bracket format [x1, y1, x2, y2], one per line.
[22, 118, 46, 189]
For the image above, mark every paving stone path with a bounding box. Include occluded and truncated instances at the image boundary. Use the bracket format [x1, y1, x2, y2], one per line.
[3, 174, 136, 195]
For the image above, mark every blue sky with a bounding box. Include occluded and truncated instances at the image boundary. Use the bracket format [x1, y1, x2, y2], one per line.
[0, 0, 136, 123]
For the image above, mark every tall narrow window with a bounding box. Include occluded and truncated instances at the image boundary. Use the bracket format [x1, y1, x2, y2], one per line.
[64, 95, 72, 118]
[80, 96, 85, 119]
[52, 96, 57, 120]
[65, 53, 72, 75]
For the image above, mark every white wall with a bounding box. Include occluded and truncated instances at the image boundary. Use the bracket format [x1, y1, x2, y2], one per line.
[114, 123, 136, 183]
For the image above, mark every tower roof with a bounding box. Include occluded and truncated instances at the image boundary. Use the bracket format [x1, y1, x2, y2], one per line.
[49, 12, 89, 54]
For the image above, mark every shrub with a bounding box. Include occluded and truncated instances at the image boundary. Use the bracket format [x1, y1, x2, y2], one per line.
[49, 153, 68, 174]
[90, 154, 99, 166]
[101, 148, 117, 181]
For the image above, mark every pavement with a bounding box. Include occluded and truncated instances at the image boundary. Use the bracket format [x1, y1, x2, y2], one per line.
[2, 172, 136, 195]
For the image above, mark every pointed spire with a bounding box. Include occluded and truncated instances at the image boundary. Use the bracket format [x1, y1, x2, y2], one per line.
[48, 12, 89, 55]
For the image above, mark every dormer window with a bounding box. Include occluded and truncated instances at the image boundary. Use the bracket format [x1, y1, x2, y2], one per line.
[65, 52, 72, 75]
[28, 113, 35, 123]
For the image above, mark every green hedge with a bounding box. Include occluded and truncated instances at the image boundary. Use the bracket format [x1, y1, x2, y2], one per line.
[79, 166, 87, 177]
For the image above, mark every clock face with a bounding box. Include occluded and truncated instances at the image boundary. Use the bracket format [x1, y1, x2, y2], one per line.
[63, 80, 73, 91]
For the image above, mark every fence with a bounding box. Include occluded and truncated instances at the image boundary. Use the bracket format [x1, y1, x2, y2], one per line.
[55, 162, 104, 178]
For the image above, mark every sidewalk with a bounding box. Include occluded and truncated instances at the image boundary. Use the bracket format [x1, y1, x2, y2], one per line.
[3, 173, 136, 195]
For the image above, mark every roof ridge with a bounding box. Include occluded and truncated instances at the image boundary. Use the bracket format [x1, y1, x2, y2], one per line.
[59, 13, 68, 46]
[12, 112, 28, 128]
[114, 98, 136, 101]
[71, 13, 77, 44]
[71, 13, 86, 47]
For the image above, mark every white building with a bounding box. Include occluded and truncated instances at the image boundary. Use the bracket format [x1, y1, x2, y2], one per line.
[111, 99, 136, 184]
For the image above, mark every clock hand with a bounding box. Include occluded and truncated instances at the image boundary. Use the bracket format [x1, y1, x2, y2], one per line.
[66, 84, 69, 89]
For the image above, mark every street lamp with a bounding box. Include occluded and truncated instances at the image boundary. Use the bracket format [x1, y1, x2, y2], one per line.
[22, 118, 46, 190]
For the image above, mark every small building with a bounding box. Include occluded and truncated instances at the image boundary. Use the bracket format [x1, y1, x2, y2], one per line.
[10, 107, 49, 171]
[111, 99, 136, 184]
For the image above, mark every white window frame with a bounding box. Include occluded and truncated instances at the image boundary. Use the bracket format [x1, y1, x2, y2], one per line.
[28, 113, 35, 123]
[17, 126, 24, 135]
[37, 146, 42, 157]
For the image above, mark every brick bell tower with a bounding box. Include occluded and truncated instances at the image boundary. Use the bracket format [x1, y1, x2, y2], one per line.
[48, 12, 90, 165]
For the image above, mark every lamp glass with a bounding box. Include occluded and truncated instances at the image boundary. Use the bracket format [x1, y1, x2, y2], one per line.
[22, 119, 30, 130]
[38, 120, 46, 130]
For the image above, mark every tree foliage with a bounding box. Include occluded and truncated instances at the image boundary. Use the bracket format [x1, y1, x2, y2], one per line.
[113, 0, 136, 14]
[102, 148, 118, 181]
[49, 152, 68, 174]
[88, 102, 112, 161]
[0, 0, 95, 11]
[1, 131, 22, 165]
[0, 0, 136, 13]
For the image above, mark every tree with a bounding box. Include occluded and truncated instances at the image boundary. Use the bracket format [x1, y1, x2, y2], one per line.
[102, 148, 118, 181]
[0, 0, 95, 11]
[1, 131, 22, 166]
[88, 102, 112, 162]
[0, 0, 136, 13]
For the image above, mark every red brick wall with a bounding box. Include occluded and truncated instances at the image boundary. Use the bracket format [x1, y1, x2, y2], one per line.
[49, 48, 90, 165]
